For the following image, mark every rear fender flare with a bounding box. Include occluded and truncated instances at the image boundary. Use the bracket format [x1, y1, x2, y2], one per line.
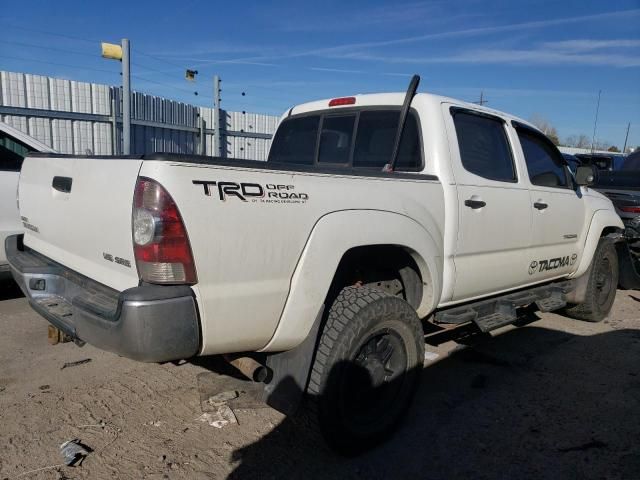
[260, 209, 443, 352]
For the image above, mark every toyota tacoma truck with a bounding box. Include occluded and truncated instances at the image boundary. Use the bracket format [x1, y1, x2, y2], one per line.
[6, 76, 624, 454]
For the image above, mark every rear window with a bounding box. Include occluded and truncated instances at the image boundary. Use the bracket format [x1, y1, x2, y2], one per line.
[0, 131, 35, 172]
[353, 111, 421, 170]
[268, 109, 422, 171]
[268, 115, 319, 165]
[318, 115, 356, 164]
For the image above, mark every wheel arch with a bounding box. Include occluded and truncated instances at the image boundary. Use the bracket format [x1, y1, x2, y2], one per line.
[570, 208, 624, 279]
[260, 209, 443, 352]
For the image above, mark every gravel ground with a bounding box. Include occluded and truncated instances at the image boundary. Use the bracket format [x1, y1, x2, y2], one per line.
[0, 277, 638, 480]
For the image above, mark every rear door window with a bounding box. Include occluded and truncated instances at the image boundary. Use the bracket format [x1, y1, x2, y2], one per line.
[0, 131, 35, 172]
[452, 110, 516, 182]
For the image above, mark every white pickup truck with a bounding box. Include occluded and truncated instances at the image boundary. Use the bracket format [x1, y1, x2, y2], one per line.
[6, 77, 624, 453]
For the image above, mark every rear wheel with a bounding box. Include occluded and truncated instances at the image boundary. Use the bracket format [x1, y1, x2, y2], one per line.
[565, 238, 618, 322]
[308, 286, 424, 455]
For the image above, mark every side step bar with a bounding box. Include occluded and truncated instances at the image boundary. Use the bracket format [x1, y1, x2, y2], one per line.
[434, 281, 574, 333]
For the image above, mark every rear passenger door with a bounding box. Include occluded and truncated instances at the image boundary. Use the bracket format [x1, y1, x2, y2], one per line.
[445, 107, 533, 301]
[513, 124, 586, 280]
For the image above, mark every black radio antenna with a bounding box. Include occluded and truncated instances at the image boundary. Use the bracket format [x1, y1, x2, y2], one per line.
[385, 74, 420, 172]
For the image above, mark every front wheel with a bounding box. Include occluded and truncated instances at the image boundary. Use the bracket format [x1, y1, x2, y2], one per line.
[307, 286, 424, 455]
[565, 238, 618, 322]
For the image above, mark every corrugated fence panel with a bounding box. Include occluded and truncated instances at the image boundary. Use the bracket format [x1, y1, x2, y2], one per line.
[1, 71, 26, 107]
[93, 122, 112, 155]
[25, 74, 50, 109]
[49, 77, 72, 112]
[73, 121, 93, 155]
[71, 81, 92, 114]
[1, 70, 277, 159]
[52, 119, 73, 153]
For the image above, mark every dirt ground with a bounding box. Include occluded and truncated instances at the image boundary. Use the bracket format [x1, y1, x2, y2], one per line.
[0, 276, 638, 480]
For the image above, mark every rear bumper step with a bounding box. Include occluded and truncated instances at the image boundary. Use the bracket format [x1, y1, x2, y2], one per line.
[435, 281, 574, 333]
[5, 234, 200, 362]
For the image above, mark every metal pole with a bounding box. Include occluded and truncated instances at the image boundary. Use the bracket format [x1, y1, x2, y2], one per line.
[199, 116, 205, 155]
[622, 122, 631, 153]
[213, 75, 221, 157]
[590, 89, 601, 154]
[110, 95, 118, 155]
[122, 38, 131, 155]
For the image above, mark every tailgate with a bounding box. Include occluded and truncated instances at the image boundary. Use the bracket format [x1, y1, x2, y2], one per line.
[19, 154, 143, 291]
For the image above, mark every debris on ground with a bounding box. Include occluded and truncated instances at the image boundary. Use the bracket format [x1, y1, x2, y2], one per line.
[197, 406, 238, 429]
[60, 439, 92, 466]
[60, 358, 92, 370]
[204, 390, 240, 407]
[48, 325, 72, 345]
[424, 351, 440, 362]
[197, 372, 266, 410]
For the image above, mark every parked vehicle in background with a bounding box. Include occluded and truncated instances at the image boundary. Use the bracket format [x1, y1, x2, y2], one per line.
[576, 152, 626, 171]
[0, 122, 55, 274]
[6, 77, 624, 453]
[593, 150, 640, 289]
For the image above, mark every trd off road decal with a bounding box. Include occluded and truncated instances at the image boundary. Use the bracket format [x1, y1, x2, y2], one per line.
[193, 180, 309, 204]
[528, 254, 577, 275]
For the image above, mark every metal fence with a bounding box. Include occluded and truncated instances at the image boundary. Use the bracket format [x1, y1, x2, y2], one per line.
[0, 70, 278, 160]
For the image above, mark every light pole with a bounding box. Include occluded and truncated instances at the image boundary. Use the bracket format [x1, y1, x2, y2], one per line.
[102, 39, 131, 155]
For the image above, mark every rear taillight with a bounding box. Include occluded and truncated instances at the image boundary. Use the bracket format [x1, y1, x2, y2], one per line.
[620, 206, 640, 214]
[132, 177, 197, 284]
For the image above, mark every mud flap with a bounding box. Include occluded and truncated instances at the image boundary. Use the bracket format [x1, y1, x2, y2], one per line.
[261, 305, 325, 415]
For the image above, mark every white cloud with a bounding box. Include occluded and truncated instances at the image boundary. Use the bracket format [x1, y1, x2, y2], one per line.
[542, 39, 640, 52]
[192, 9, 640, 68]
[325, 43, 640, 68]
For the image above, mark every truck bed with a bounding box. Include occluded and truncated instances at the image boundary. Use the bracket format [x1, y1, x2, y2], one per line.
[18, 152, 444, 355]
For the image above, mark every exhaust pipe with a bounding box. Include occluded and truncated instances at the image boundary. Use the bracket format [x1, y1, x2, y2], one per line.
[224, 355, 271, 383]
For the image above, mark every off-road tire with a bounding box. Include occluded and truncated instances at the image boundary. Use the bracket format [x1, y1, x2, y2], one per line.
[307, 286, 424, 455]
[565, 238, 618, 322]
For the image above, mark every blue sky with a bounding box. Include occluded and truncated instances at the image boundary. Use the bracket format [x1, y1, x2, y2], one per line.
[1, 0, 640, 148]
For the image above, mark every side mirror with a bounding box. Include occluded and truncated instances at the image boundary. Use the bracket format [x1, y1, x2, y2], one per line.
[575, 165, 596, 186]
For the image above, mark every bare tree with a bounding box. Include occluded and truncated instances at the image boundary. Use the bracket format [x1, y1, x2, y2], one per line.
[529, 114, 560, 145]
[565, 134, 592, 149]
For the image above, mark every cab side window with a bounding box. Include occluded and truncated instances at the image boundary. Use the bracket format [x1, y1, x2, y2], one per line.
[516, 128, 568, 188]
[452, 110, 516, 182]
[0, 131, 34, 172]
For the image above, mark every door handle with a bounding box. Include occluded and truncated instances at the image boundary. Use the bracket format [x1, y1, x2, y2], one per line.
[52, 176, 73, 193]
[533, 201, 548, 210]
[464, 199, 486, 209]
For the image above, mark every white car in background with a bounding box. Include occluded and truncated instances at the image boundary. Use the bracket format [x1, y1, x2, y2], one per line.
[0, 121, 55, 273]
